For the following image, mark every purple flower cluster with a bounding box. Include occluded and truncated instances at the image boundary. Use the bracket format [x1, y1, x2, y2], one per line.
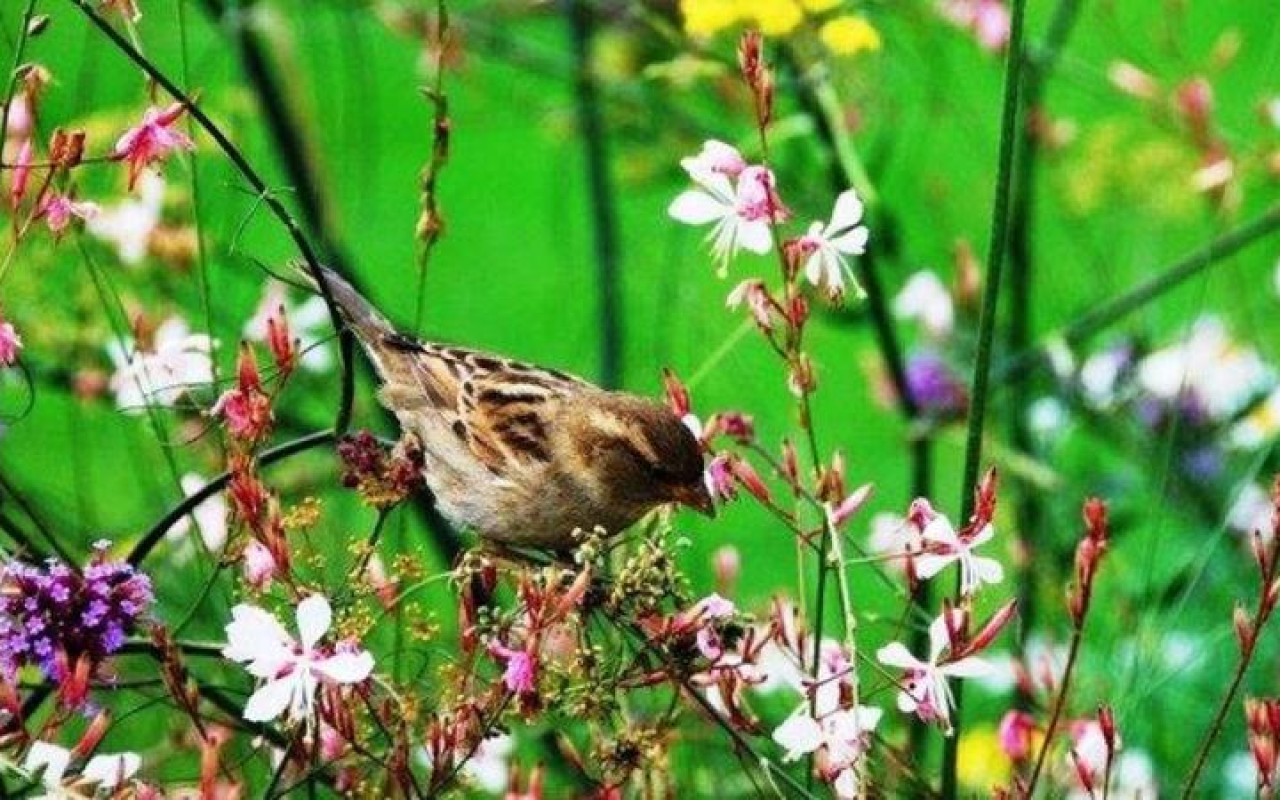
[0, 543, 153, 681]
[905, 351, 969, 419]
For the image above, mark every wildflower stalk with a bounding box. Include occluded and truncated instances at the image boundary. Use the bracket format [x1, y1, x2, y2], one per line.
[0, 0, 38, 179]
[1025, 499, 1111, 796]
[562, 0, 623, 388]
[1179, 526, 1280, 796]
[944, 0, 1029, 793]
[66, 0, 357, 436]
[1006, 0, 1084, 708]
[413, 0, 451, 331]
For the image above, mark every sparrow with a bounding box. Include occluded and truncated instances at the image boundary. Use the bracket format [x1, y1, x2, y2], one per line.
[303, 265, 714, 550]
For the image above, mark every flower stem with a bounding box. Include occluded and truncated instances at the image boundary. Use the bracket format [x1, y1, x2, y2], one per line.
[945, 0, 1030, 794]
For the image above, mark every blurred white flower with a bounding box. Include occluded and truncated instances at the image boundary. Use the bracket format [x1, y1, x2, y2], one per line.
[166, 473, 227, 553]
[1078, 344, 1133, 408]
[894, 270, 954, 338]
[1137, 317, 1272, 420]
[222, 595, 374, 723]
[86, 172, 165, 266]
[1226, 482, 1274, 542]
[1027, 396, 1069, 440]
[1230, 387, 1280, 449]
[464, 734, 513, 795]
[867, 512, 918, 576]
[24, 740, 140, 799]
[107, 316, 215, 413]
[244, 280, 334, 372]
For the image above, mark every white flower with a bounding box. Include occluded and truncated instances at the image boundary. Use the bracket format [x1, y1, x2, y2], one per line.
[222, 595, 375, 723]
[166, 473, 227, 553]
[669, 156, 781, 274]
[463, 733, 513, 795]
[244, 279, 334, 372]
[24, 741, 140, 799]
[86, 172, 165, 266]
[876, 611, 992, 734]
[913, 515, 1003, 596]
[867, 512, 920, 576]
[797, 189, 869, 301]
[772, 702, 881, 799]
[107, 316, 215, 413]
[1227, 482, 1273, 540]
[1078, 345, 1132, 408]
[893, 270, 953, 338]
[1027, 396, 1069, 440]
[1136, 316, 1272, 420]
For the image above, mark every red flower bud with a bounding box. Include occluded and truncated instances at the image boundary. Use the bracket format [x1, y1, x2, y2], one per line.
[662, 368, 691, 419]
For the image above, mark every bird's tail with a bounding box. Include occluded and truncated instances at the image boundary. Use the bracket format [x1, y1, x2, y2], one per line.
[293, 262, 401, 377]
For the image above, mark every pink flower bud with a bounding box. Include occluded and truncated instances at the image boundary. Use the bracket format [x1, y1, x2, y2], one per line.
[662, 368, 691, 418]
[1234, 604, 1254, 652]
[242, 540, 277, 591]
[730, 457, 771, 504]
[713, 546, 740, 594]
[1108, 61, 1159, 99]
[998, 710, 1036, 760]
[10, 138, 31, 209]
[829, 483, 874, 529]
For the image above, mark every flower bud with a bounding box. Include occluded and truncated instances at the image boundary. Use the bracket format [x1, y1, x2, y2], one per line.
[662, 368, 691, 419]
[266, 304, 296, 376]
[731, 456, 771, 504]
[713, 546, 740, 595]
[1108, 61, 1158, 99]
[1234, 604, 1254, 652]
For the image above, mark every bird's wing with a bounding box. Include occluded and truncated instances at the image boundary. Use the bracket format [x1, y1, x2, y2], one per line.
[376, 334, 592, 477]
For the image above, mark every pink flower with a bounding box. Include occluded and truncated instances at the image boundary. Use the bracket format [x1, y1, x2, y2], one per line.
[211, 344, 273, 442]
[794, 190, 869, 302]
[998, 710, 1037, 760]
[670, 150, 786, 274]
[876, 610, 993, 734]
[9, 138, 32, 209]
[241, 540, 277, 591]
[681, 139, 748, 180]
[36, 192, 99, 234]
[113, 103, 194, 190]
[704, 454, 736, 502]
[1069, 719, 1118, 792]
[773, 704, 882, 799]
[972, 0, 1011, 51]
[0, 315, 21, 366]
[490, 643, 536, 694]
[726, 279, 775, 331]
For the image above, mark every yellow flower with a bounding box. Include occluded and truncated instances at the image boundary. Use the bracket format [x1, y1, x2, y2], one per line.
[741, 0, 805, 35]
[957, 728, 1012, 790]
[680, 0, 744, 38]
[819, 15, 883, 56]
[800, 0, 843, 11]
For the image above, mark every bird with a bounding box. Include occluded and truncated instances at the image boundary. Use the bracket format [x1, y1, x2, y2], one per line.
[301, 265, 714, 551]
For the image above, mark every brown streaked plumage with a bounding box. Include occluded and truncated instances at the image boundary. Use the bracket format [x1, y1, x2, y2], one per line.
[306, 266, 713, 550]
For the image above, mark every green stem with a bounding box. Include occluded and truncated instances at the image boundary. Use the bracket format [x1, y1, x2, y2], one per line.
[945, 0, 1030, 794]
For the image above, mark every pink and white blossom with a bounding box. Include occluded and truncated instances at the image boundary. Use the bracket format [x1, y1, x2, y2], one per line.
[876, 610, 993, 734]
[913, 513, 1003, 596]
[106, 316, 215, 412]
[680, 139, 748, 181]
[241, 540, 278, 591]
[795, 189, 869, 301]
[113, 103, 194, 190]
[244, 280, 334, 372]
[670, 151, 785, 273]
[0, 314, 22, 366]
[222, 595, 375, 724]
[773, 705, 882, 798]
[36, 193, 99, 234]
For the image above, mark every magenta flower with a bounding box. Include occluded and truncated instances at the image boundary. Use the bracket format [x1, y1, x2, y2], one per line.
[0, 313, 21, 366]
[36, 192, 99, 234]
[113, 103, 194, 190]
[0, 543, 153, 684]
[489, 642, 536, 694]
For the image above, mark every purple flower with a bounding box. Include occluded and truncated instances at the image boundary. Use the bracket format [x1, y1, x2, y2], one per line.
[0, 544, 153, 685]
[905, 352, 968, 419]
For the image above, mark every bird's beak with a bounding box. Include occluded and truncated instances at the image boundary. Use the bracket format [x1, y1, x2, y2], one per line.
[673, 483, 716, 518]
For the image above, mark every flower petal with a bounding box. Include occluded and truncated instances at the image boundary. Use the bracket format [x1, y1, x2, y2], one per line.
[24, 741, 71, 788]
[313, 651, 375, 684]
[737, 219, 774, 254]
[669, 190, 728, 225]
[772, 711, 823, 761]
[82, 753, 141, 788]
[223, 605, 293, 673]
[913, 552, 956, 580]
[243, 675, 298, 723]
[876, 642, 923, 671]
[295, 595, 332, 652]
[826, 190, 864, 234]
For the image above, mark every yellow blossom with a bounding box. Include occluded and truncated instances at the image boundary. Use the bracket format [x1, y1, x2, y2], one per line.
[819, 15, 882, 56]
[741, 0, 805, 35]
[800, 0, 843, 11]
[680, 0, 744, 38]
[957, 728, 1012, 790]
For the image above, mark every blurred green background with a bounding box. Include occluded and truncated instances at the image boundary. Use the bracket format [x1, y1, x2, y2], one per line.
[1, 0, 1279, 795]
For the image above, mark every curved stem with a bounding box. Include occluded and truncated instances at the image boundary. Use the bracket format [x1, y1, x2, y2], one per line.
[127, 430, 334, 565]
